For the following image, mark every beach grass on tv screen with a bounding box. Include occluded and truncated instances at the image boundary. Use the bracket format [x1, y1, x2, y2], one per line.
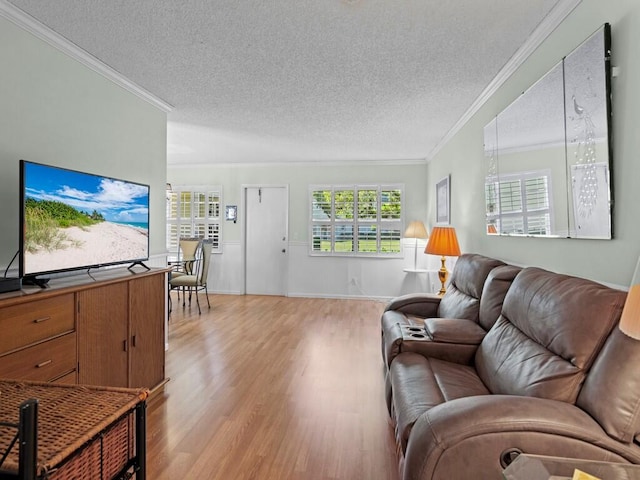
[25, 198, 104, 253]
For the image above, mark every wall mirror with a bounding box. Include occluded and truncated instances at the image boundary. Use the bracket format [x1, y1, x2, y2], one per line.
[484, 24, 612, 239]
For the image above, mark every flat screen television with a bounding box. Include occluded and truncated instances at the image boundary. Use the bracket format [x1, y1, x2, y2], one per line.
[19, 160, 150, 284]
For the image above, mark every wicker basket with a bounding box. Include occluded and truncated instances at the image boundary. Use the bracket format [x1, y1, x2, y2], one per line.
[0, 379, 147, 479]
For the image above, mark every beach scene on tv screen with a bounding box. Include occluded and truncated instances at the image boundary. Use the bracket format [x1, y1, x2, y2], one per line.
[23, 163, 149, 275]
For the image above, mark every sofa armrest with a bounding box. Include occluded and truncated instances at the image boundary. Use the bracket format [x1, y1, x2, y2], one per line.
[424, 318, 486, 345]
[384, 293, 441, 317]
[383, 322, 480, 369]
[405, 395, 640, 480]
[394, 338, 479, 366]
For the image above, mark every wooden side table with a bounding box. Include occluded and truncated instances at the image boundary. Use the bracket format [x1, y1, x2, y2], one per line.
[0, 380, 148, 480]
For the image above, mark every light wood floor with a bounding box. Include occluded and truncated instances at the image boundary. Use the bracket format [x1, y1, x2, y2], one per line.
[146, 294, 399, 480]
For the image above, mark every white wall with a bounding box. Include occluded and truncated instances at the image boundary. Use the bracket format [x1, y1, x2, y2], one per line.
[208, 240, 445, 300]
[167, 162, 440, 299]
[428, 0, 640, 288]
[0, 15, 168, 273]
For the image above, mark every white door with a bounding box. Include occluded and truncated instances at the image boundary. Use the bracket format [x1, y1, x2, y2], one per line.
[244, 186, 288, 295]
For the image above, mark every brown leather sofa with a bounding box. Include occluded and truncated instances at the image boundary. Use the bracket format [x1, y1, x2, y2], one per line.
[383, 264, 640, 479]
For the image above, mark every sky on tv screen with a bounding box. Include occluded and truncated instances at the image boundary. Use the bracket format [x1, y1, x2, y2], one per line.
[25, 162, 149, 227]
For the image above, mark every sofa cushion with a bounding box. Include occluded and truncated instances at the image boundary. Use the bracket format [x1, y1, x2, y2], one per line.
[438, 254, 505, 321]
[476, 316, 586, 401]
[424, 318, 486, 345]
[477, 264, 521, 331]
[475, 267, 625, 403]
[577, 327, 640, 443]
[389, 352, 490, 451]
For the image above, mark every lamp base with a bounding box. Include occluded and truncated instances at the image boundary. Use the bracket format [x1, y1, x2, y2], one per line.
[437, 256, 448, 296]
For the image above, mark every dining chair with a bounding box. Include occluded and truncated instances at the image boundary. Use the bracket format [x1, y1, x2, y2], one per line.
[177, 237, 201, 274]
[169, 239, 212, 314]
[168, 237, 202, 312]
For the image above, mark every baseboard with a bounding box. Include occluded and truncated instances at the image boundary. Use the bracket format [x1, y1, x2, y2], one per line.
[287, 292, 391, 303]
[203, 289, 392, 302]
[208, 289, 243, 295]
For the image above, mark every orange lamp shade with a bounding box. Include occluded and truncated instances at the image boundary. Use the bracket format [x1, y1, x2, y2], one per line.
[424, 226, 461, 257]
[487, 224, 498, 234]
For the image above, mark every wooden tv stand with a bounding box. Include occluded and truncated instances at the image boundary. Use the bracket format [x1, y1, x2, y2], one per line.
[0, 267, 169, 390]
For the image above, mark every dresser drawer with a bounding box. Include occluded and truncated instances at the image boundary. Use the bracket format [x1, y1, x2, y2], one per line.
[0, 333, 77, 382]
[0, 294, 75, 354]
[51, 369, 77, 384]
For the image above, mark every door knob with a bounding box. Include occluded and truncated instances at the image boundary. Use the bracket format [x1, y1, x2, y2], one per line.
[282, 249, 286, 253]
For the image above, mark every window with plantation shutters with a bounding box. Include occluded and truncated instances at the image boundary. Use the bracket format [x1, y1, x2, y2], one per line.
[166, 187, 222, 258]
[486, 171, 552, 236]
[310, 185, 403, 256]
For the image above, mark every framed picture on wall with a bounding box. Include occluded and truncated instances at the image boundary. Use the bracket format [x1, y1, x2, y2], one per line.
[436, 175, 450, 225]
[225, 205, 237, 223]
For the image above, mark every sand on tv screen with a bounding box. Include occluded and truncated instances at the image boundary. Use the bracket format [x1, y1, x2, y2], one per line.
[21, 161, 150, 277]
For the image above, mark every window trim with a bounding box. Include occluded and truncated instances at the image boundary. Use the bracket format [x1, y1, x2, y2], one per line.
[309, 184, 404, 257]
[486, 170, 554, 236]
[166, 185, 223, 259]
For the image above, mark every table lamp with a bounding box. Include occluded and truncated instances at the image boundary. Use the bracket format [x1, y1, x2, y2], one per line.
[404, 221, 428, 271]
[425, 226, 461, 295]
[620, 257, 640, 339]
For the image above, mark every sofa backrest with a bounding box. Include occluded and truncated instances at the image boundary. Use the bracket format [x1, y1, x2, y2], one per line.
[438, 254, 505, 322]
[477, 265, 521, 331]
[475, 267, 625, 403]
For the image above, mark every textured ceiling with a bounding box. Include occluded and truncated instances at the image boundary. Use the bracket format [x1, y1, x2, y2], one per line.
[7, 0, 562, 166]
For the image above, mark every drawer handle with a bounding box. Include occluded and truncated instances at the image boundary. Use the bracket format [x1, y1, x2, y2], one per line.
[33, 316, 51, 324]
[36, 360, 52, 368]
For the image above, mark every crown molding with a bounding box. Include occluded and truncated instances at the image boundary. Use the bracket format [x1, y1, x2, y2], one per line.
[426, 0, 582, 161]
[167, 157, 429, 169]
[0, 0, 173, 113]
